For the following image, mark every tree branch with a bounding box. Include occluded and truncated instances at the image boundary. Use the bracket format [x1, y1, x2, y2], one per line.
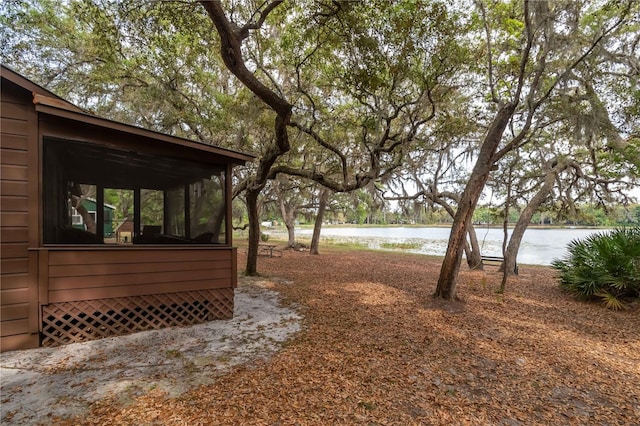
[241, 1, 283, 37]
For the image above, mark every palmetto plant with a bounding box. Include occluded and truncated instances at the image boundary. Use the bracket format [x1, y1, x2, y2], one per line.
[552, 227, 640, 310]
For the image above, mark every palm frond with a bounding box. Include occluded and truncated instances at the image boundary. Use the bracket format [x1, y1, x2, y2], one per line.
[551, 226, 640, 309]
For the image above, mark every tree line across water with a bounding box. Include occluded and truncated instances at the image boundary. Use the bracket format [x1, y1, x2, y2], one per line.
[254, 193, 640, 228]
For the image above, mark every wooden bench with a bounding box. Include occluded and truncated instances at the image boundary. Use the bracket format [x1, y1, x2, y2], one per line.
[481, 255, 518, 275]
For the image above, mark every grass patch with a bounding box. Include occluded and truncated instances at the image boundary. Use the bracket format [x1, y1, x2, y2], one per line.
[380, 242, 422, 250]
[321, 238, 368, 250]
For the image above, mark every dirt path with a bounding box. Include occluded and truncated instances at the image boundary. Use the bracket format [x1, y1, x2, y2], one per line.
[0, 279, 301, 425]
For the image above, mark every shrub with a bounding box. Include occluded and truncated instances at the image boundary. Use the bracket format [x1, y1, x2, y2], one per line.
[552, 227, 640, 310]
[260, 232, 269, 242]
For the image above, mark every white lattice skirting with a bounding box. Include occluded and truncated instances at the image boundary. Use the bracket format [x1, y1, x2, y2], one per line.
[41, 289, 234, 347]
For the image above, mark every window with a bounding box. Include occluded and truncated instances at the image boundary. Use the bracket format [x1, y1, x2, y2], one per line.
[71, 210, 83, 226]
[43, 137, 227, 245]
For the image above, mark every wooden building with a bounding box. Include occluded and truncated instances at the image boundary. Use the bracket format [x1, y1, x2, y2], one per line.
[1, 65, 253, 352]
[70, 198, 116, 237]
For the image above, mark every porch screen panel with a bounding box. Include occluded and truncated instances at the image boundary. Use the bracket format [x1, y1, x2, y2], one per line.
[189, 171, 226, 244]
[165, 187, 185, 237]
[141, 189, 164, 232]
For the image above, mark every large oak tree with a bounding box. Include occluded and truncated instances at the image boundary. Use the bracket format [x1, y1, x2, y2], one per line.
[434, 0, 638, 299]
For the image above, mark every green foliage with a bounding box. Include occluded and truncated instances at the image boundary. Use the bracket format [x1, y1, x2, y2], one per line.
[104, 188, 133, 223]
[140, 189, 164, 227]
[1, 0, 243, 144]
[260, 233, 270, 243]
[560, 204, 638, 227]
[3, 0, 639, 262]
[473, 205, 520, 225]
[552, 227, 640, 309]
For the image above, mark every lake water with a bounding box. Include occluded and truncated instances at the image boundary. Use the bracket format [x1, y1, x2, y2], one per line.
[294, 226, 609, 266]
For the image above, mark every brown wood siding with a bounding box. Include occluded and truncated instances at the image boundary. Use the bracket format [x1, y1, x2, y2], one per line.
[48, 259, 229, 277]
[1, 148, 28, 165]
[1, 242, 29, 258]
[43, 248, 235, 304]
[1, 287, 30, 305]
[1, 181, 28, 196]
[0, 228, 28, 243]
[49, 269, 231, 291]
[1, 117, 28, 136]
[0, 288, 30, 337]
[2, 100, 29, 120]
[49, 279, 231, 303]
[0, 334, 39, 352]
[1, 164, 28, 181]
[1, 258, 28, 274]
[0, 134, 28, 150]
[47, 247, 232, 265]
[2, 97, 29, 116]
[1, 303, 29, 321]
[1, 318, 29, 335]
[232, 248, 238, 288]
[1, 212, 28, 227]
[1, 85, 35, 350]
[0, 196, 28, 213]
[0, 273, 29, 289]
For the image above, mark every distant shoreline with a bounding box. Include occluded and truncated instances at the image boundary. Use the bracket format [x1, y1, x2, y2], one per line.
[256, 225, 616, 266]
[278, 223, 615, 231]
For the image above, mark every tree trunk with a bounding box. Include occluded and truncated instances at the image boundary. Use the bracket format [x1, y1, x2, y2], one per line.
[201, 1, 293, 276]
[245, 189, 260, 275]
[465, 225, 483, 269]
[285, 220, 295, 247]
[498, 166, 513, 294]
[435, 103, 516, 299]
[418, 192, 482, 269]
[499, 219, 509, 293]
[278, 196, 296, 247]
[71, 195, 96, 234]
[502, 164, 560, 275]
[207, 203, 226, 243]
[310, 187, 330, 255]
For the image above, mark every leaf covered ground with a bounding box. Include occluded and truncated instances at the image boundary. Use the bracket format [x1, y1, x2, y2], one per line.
[64, 248, 638, 425]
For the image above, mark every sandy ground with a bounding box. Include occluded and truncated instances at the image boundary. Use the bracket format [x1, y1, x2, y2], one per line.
[2, 247, 638, 425]
[0, 278, 301, 425]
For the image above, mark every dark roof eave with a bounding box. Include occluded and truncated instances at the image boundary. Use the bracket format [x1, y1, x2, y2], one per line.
[34, 103, 255, 165]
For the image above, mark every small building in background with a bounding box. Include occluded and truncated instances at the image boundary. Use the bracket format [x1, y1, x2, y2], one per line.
[70, 198, 116, 237]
